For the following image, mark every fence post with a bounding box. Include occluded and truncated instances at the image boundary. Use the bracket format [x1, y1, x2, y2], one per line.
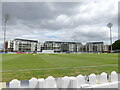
[100, 72, 108, 84]
[38, 78, 45, 88]
[45, 76, 57, 88]
[76, 75, 85, 88]
[89, 73, 96, 85]
[9, 79, 20, 88]
[111, 71, 118, 82]
[62, 76, 71, 88]
[29, 77, 38, 88]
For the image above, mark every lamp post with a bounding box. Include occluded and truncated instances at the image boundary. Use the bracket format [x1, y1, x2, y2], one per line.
[3, 13, 10, 53]
[107, 23, 113, 53]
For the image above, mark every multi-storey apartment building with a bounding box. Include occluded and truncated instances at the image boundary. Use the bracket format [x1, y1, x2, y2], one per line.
[5, 38, 105, 52]
[6, 38, 41, 52]
[103, 45, 109, 52]
[85, 42, 104, 52]
[44, 41, 82, 52]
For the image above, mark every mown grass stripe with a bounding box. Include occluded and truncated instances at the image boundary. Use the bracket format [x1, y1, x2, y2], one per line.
[1, 64, 117, 72]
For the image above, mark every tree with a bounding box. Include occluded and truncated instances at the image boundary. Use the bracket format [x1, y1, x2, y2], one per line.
[112, 39, 120, 50]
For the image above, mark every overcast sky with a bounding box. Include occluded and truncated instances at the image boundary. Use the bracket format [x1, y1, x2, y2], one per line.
[1, 0, 118, 49]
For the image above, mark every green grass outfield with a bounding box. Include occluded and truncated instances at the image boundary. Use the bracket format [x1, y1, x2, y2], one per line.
[2, 53, 118, 82]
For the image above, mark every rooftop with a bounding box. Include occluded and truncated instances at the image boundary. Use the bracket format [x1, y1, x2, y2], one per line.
[86, 42, 104, 44]
[14, 38, 38, 43]
[45, 41, 81, 44]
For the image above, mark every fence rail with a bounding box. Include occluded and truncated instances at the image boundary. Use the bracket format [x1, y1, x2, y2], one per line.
[0, 71, 119, 89]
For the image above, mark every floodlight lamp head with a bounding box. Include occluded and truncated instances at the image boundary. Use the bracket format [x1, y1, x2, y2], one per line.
[107, 23, 113, 28]
[4, 13, 10, 23]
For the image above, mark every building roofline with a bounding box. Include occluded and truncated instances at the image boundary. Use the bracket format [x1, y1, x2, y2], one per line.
[14, 38, 38, 42]
[45, 41, 81, 44]
[86, 42, 104, 44]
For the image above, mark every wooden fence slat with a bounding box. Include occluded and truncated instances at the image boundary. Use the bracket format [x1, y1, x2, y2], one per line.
[62, 76, 71, 88]
[29, 77, 38, 88]
[38, 78, 45, 88]
[56, 78, 62, 88]
[70, 77, 77, 88]
[9, 79, 20, 88]
[76, 75, 85, 88]
[0, 82, 6, 89]
[100, 72, 108, 84]
[111, 71, 118, 82]
[89, 73, 96, 85]
[45, 76, 57, 88]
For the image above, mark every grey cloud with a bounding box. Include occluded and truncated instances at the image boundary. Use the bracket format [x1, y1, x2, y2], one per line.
[2, 2, 81, 25]
[71, 30, 108, 42]
[2, 2, 117, 30]
[1, 1, 118, 49]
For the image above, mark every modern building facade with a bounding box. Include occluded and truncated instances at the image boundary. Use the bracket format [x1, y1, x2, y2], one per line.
[6, 38, 106, 52]
[85, 42, 104, 52]
[103, 45, 109, 52]
[6, 38, 41, 52]
[44, 41, 82, 52]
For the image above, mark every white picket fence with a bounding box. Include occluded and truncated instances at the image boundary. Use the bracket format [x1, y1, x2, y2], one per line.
[2, 71, 119, 88]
